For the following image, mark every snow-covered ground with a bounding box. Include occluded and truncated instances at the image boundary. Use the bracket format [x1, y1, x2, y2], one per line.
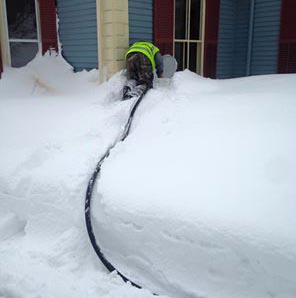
[1, 54, 296, 298]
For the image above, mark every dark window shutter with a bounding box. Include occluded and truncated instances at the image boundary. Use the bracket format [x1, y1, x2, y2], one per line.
[39, 0, 58, 55]
[203, 0, 220, 78]
[278, 0, 296, 73]
[153, 0, 174, 55]
[0, 42, 3, 79]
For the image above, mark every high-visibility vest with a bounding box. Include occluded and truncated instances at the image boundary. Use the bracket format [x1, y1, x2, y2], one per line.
[126, 41, 160, 70]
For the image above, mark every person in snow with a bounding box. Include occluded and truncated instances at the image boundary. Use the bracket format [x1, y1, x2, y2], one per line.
[123, 41, 164, 100]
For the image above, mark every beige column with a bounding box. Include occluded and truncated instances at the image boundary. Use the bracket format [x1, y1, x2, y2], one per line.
[0, 0, 10, 65]
[96, 0, 129, 83]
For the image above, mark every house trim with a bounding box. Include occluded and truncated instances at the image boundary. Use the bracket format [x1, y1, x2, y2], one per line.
[203, 0, 220, 78]
[0, 0, 10, 66]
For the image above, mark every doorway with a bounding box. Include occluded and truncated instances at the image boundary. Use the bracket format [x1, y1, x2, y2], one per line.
[174, 0, 204, 74]
[4, 0, 39, 67]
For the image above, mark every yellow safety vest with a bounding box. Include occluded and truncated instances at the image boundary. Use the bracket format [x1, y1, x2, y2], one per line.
[126, 41, 160, 70]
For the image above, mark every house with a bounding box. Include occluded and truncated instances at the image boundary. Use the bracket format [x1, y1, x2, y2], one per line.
[0, 0, 295, 80]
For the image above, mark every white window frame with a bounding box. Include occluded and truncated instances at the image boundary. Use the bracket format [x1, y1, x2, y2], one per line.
[3, 0, 41, 66]
[173, 0, 206, 75]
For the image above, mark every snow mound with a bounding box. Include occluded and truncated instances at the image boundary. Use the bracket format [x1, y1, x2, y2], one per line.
[93, 72, 296, 298]
[0, 54, 165, 298]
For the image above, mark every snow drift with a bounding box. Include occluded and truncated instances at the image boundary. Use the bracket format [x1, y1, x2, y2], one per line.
[0, 54, 164, 298]
[92, 71, 296, 298]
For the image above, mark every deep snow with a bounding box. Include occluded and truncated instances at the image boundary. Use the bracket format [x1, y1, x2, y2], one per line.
[0, 54, 296, 298]
[93, 72, 296, 297]
[0, 54, 166, 298]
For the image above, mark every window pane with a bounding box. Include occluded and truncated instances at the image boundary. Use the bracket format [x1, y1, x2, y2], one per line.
[190, 0, 201, 40]
[175, 42, 188, 71]
[189, 43, 197, 72]
[10, 42, 38, 67]
[6, 0, 37, 39]
[175, 42, 183, 70]
[175, 0, 187, 39]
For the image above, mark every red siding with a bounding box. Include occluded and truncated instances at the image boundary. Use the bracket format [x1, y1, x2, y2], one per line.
[278, 0, 296, 73]
[153, 0, 174, 55]
[39, 0, 58, 55]
[0, 42, 3, 79]
[203, 0, 220, 78]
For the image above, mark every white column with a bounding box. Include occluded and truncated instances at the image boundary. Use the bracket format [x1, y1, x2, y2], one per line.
[97, 0, 129, 83]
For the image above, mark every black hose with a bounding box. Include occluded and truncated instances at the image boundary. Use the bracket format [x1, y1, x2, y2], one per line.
[85, 91, 147, 289]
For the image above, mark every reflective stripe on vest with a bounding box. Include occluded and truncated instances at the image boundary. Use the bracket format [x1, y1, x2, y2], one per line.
[126, 42, 159, 70]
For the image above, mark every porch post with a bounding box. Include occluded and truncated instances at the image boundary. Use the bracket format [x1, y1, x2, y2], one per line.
[97, 0, 129, 83]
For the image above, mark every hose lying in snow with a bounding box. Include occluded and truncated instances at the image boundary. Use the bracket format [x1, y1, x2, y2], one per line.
[84, 90, 147, 290]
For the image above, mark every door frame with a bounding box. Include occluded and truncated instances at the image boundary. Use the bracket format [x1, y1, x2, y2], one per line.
[173, 0, 206, 75]
[2, 0, 41, 67]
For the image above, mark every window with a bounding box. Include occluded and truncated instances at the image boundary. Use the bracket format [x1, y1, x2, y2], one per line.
[5, 0, 39, 67]
[174, 0, 204, 73]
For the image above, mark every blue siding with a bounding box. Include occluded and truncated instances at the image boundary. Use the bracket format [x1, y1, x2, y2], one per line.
[217, 0, 250, 78]
[233, 0, 250, 77]
[129, 0, 153, 45]
[57, 0, 98, 71]
[217, 0, 236, 78]
[217, 0, 282, 78]
[250, 0, 281, 75]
